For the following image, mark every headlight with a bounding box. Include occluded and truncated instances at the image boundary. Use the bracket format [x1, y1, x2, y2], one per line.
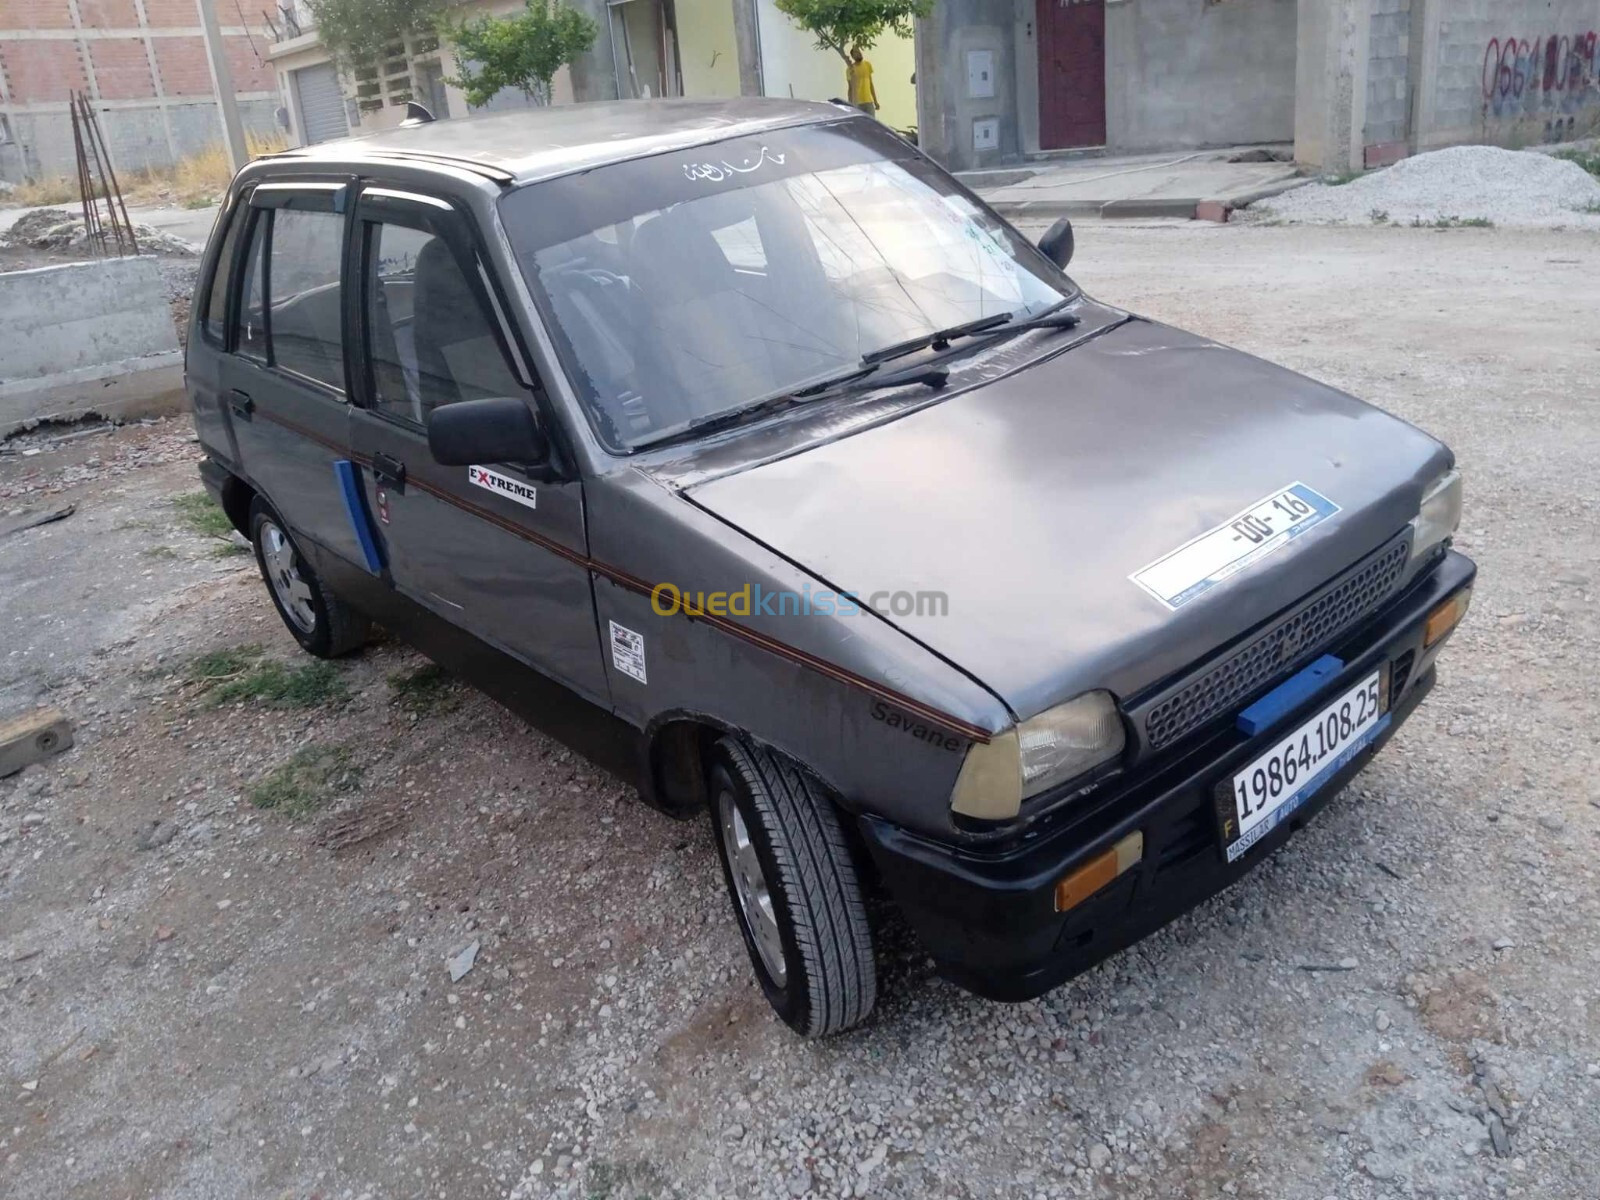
[951, 691, 1125, 820]
[1409, 468, 1462, 563]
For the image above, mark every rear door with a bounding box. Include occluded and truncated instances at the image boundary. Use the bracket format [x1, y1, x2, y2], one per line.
[218, 180, 366, 569]
[188, 195, 248, 468]
[345, 184, 610, 705]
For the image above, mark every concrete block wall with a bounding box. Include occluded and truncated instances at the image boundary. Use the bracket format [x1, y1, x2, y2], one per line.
[0, 256, 184, 433]
[916, 0, 1021, 173]
[1106, 0, 1299, 153]
[0, 1, 280, 183]
[4, 98, 279, 179]
[1363, 0, 1412, 146]
[1423, 0, 1600, 149]
[1301, 0, 1600, 170]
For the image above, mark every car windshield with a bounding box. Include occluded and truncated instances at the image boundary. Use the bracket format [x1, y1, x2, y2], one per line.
[500, 119, 1073, 451]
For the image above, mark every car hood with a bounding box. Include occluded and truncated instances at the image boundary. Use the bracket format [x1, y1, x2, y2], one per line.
[682, 315, 1451, 719]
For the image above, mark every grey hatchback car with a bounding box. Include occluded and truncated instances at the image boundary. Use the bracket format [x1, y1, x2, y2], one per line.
[188, 98, 1474, 1036]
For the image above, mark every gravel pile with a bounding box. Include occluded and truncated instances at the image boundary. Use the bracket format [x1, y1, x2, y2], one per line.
[1258, 145, 1600, 228]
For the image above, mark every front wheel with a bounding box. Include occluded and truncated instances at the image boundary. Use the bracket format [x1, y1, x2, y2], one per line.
[709, 737, 876, 1037]
[250, 499, 369, 659]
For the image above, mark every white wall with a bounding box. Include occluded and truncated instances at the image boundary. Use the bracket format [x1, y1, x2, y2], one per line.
[753, 1, 918, 128]
[675, 0, 743, 97]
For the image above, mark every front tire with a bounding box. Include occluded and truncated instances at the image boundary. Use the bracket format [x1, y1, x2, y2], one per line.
[709, 737, 876, 1037]
[250, 499, 369, 659]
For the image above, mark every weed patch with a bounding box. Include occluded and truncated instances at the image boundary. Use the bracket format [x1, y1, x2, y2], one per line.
[186, 644, 349, 709]
[1553, 148, 1600, 178]
[1412, 214, 1494, 229]
[186, 644, 266, 684]
[388, 663, 460, 716]
[249, 746, 362, 817]
[8, 176, 78, 207]
[172, 492, 242, 545]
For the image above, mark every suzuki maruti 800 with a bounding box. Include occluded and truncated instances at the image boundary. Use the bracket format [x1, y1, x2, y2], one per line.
[188, 99, 1475, 1036]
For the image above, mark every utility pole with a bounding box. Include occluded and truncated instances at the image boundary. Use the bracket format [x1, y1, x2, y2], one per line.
[196, 0, 249, 171]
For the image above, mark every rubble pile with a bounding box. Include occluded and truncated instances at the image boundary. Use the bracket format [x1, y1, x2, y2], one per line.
[0, 207, 196, 256]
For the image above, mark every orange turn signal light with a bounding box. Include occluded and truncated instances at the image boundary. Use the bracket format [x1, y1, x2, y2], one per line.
[1424, 587, 1472, 648]
[1054, 831, 1144, 914]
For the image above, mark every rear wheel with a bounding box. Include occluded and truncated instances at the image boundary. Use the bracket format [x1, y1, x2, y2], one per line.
[250, 499, 369, 659]
[708, 737, 876, 1037]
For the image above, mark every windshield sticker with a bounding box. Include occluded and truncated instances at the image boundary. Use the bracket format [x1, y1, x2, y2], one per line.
[681, 145, 785, 183]
[1131, 483, 1339, 611]
[468, 465, 537, 511]
[609, 622, 647, 684]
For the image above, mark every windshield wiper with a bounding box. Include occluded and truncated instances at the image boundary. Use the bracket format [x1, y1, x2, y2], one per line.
[643, 361, 948, 447]
[861, 312, 1014, 366]
[993, 303, 1082, 336]
[677, 363, 880, 437]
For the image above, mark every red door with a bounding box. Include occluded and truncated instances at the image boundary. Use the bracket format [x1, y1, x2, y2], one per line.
[1036, 0, 1106, 149]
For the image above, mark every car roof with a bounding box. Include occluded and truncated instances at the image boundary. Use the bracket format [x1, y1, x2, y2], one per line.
[259, 98, 850, 186]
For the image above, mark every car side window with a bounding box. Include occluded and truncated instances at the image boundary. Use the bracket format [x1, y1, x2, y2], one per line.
[266, 209, 346, 391]
[361, 218, 523, 427]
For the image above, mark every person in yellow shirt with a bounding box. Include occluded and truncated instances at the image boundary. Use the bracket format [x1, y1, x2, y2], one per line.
[847, 46, 879, 119]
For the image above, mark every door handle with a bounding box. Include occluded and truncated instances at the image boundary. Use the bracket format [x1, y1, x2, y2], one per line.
[229, 389, 254, 420]
[372, 451, 407, 492]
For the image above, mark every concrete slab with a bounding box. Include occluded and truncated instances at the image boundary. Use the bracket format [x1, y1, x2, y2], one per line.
[971, 150, 1305, 221]
[0, 256, 184, 433]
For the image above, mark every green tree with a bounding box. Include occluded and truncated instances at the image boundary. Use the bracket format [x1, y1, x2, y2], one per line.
[302, 0, 443, 70]
[440, 0, 599, 108]
[771, 0, 930, 63]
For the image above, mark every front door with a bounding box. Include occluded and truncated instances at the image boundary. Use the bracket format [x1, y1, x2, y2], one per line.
[1036, 0, 1106, 149]
[344, 185, 611, 706]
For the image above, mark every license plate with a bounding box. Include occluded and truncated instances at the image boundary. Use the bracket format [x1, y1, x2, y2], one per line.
[1216, 669, 1389, 863]
[1131, 483, 1340, 611]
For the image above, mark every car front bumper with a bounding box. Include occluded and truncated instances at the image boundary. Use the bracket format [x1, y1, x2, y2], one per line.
[856, 549, 1476, 1003]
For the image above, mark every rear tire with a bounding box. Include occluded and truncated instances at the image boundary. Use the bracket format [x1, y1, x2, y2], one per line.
[250, 499, 369, 659]
[708, 737, 876, 1037]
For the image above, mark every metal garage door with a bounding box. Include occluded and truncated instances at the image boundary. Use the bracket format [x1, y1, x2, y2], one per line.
[292, 62, 349, 144]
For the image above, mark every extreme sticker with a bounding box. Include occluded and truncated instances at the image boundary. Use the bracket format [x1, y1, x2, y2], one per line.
[468, 465, 537, 511]
[1132, 483, 1339, 610]
[609, 621, 647, 684]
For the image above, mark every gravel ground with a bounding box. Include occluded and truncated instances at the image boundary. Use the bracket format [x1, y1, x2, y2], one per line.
[1255, 144, 1600, 228]
[2, 220, 1598, 1200]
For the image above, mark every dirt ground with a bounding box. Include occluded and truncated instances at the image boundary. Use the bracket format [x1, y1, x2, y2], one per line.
[2, 220, 1597, 1200]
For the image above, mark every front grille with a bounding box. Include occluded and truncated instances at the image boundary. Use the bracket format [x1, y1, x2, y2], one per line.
[1142, 538, 1410, 751]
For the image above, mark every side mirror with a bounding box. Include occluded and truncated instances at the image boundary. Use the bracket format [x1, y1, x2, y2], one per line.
[427, 396, 549, 469]
[1038, 217, 1075, 270]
